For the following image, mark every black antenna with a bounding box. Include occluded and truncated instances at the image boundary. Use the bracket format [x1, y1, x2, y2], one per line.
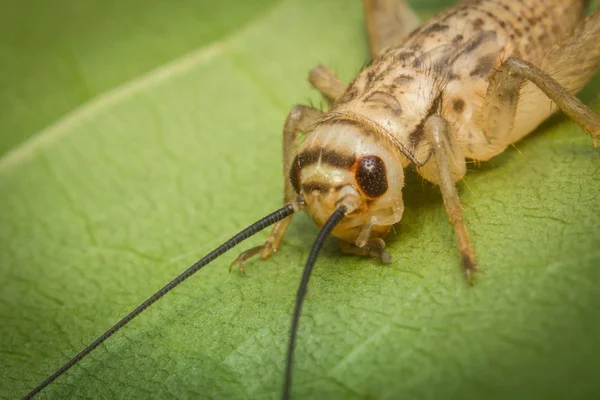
[282, 205, 347, 400]
[24, 204, 295, 400]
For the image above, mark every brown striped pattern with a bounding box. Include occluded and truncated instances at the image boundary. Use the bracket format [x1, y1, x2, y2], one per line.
[296, 148, 356, 170]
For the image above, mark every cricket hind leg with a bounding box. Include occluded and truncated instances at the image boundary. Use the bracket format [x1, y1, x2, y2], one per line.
[482, 7, 600, 151]
[484, 58, 600, 148]
[363, 0, 421, 58]
[229, 106, 323, 273]
[424, 115, 480, 284]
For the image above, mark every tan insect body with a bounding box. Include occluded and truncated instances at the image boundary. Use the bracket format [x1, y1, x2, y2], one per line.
[233, 0, 600, 280]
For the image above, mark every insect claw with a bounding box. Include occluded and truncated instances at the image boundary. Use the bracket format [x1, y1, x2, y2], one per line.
[464, 263, 484, 284]
[465, 269, 474, 286]
[228, 260, 246, 275]
[461, 253, 482, 285]
[229, 245, 265, 274]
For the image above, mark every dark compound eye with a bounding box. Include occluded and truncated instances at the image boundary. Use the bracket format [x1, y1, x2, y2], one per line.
[355, 155, 388, 198]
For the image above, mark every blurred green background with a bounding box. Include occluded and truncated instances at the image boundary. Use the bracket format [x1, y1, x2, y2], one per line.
[1, 0, 599, 399]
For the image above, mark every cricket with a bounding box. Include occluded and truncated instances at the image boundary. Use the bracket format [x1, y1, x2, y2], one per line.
[23, 0, 600, 398]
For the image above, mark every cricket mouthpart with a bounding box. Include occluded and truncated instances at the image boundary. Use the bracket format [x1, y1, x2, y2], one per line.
[303, 183, 361, 231]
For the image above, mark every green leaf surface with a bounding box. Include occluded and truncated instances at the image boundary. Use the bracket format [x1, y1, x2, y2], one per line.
[1, 0, 600, 399]
[0, 0, 279, 157]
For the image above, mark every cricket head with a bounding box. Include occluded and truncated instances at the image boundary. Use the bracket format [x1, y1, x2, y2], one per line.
[290, 118, 405, 246]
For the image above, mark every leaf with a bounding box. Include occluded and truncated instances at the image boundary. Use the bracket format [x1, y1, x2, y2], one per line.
[1, 0, 600, 399]
[0, 0, 281, 157]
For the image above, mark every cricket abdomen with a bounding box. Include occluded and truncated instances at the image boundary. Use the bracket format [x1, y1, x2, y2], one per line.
[333, 0, 589, 168]
[405, 0, 586, 66]
[422, 0, 588, 160]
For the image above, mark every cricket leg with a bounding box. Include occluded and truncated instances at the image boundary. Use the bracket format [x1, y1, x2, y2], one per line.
[230, 105, 323, 273]
[363, 0, 421, 58]
[424, 115, 480, 284]
[308, 65, 346, 102]
[483, 8, 600, 147]
[485, 58, 600, 147]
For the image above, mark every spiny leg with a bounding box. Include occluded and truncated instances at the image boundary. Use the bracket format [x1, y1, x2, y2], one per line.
[362, 0, 421, 58]
[485, 58, 600, 147]
[308, 65, 346, 103]
[424, 115, 480, 284]
[483, 7, 600, 148]
[540, 6, 600, 99]
[230, 105, 323, 273]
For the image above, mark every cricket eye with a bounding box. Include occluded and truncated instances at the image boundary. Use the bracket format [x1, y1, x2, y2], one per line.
[355, 155, 388, 198]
